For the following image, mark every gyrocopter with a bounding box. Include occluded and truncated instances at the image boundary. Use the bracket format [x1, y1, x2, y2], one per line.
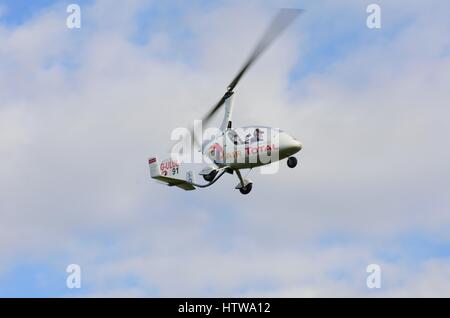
[149, 9, 303, 195]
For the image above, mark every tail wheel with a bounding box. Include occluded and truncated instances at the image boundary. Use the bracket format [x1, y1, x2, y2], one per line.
[203, 170, 218, 182]
[287, 157, 298, 168]
[239, 183, 253, 195]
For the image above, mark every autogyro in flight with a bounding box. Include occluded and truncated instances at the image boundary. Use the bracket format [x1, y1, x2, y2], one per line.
[149, 9, 303, 195]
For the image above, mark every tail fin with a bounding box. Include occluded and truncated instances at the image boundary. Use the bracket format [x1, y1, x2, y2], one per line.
[148, 157, 196, 191]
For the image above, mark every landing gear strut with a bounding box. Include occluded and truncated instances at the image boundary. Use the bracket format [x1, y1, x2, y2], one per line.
[287, 157, 298, 168]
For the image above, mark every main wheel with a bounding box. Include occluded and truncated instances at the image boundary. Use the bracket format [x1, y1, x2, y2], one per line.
[239, 183, 253, 195]
[203, 170, 218, 182]
[287, 157, 298, 168]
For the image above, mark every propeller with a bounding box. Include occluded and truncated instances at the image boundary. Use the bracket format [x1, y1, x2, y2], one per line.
[196, 8, 303, 136]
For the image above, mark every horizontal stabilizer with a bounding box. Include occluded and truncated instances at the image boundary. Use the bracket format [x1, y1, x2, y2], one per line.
[149, 157, 196, 191]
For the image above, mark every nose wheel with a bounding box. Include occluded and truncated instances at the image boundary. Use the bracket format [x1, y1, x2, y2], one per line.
[287, 157, 298, 168]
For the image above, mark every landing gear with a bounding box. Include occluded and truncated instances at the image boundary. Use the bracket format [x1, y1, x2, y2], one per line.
[203, 170, 218, 182]
[239, 183, 253, 195]
[234, 169, 253, 195]
[287, 157, 298, 168]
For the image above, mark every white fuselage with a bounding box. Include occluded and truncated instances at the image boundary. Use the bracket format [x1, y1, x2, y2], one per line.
[203, 126, 302, 169]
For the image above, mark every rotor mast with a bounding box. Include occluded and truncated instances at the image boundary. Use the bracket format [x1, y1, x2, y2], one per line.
[220, 91, 235, 131]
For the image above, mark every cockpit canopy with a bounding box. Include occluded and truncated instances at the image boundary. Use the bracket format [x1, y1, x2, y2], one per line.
[224, 126, 283, 145]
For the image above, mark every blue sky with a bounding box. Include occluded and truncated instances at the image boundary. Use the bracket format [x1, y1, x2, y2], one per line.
[1, 0, 450, 297]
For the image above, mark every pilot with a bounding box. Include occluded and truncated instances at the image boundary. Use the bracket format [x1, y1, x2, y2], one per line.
[252, 128, 264, 142]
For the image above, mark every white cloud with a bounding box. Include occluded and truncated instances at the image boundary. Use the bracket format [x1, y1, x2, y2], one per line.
[1, 0, 450, 296]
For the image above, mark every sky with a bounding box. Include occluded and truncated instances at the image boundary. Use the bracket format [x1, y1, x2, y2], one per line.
[0, 0, 450, 297]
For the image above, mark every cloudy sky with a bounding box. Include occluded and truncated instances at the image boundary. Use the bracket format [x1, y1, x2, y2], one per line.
[1, 0, 450, 297]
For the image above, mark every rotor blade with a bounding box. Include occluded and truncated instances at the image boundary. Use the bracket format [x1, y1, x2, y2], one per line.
[191, 91, 230, 149]
[192, 8, 302, 148]
[201, 91, 233, 126]
[202, 9, 302, 125]
[227, 8, 303, 92]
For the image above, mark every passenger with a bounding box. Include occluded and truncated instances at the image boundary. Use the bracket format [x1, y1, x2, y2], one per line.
[228, 131, 242, 145]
